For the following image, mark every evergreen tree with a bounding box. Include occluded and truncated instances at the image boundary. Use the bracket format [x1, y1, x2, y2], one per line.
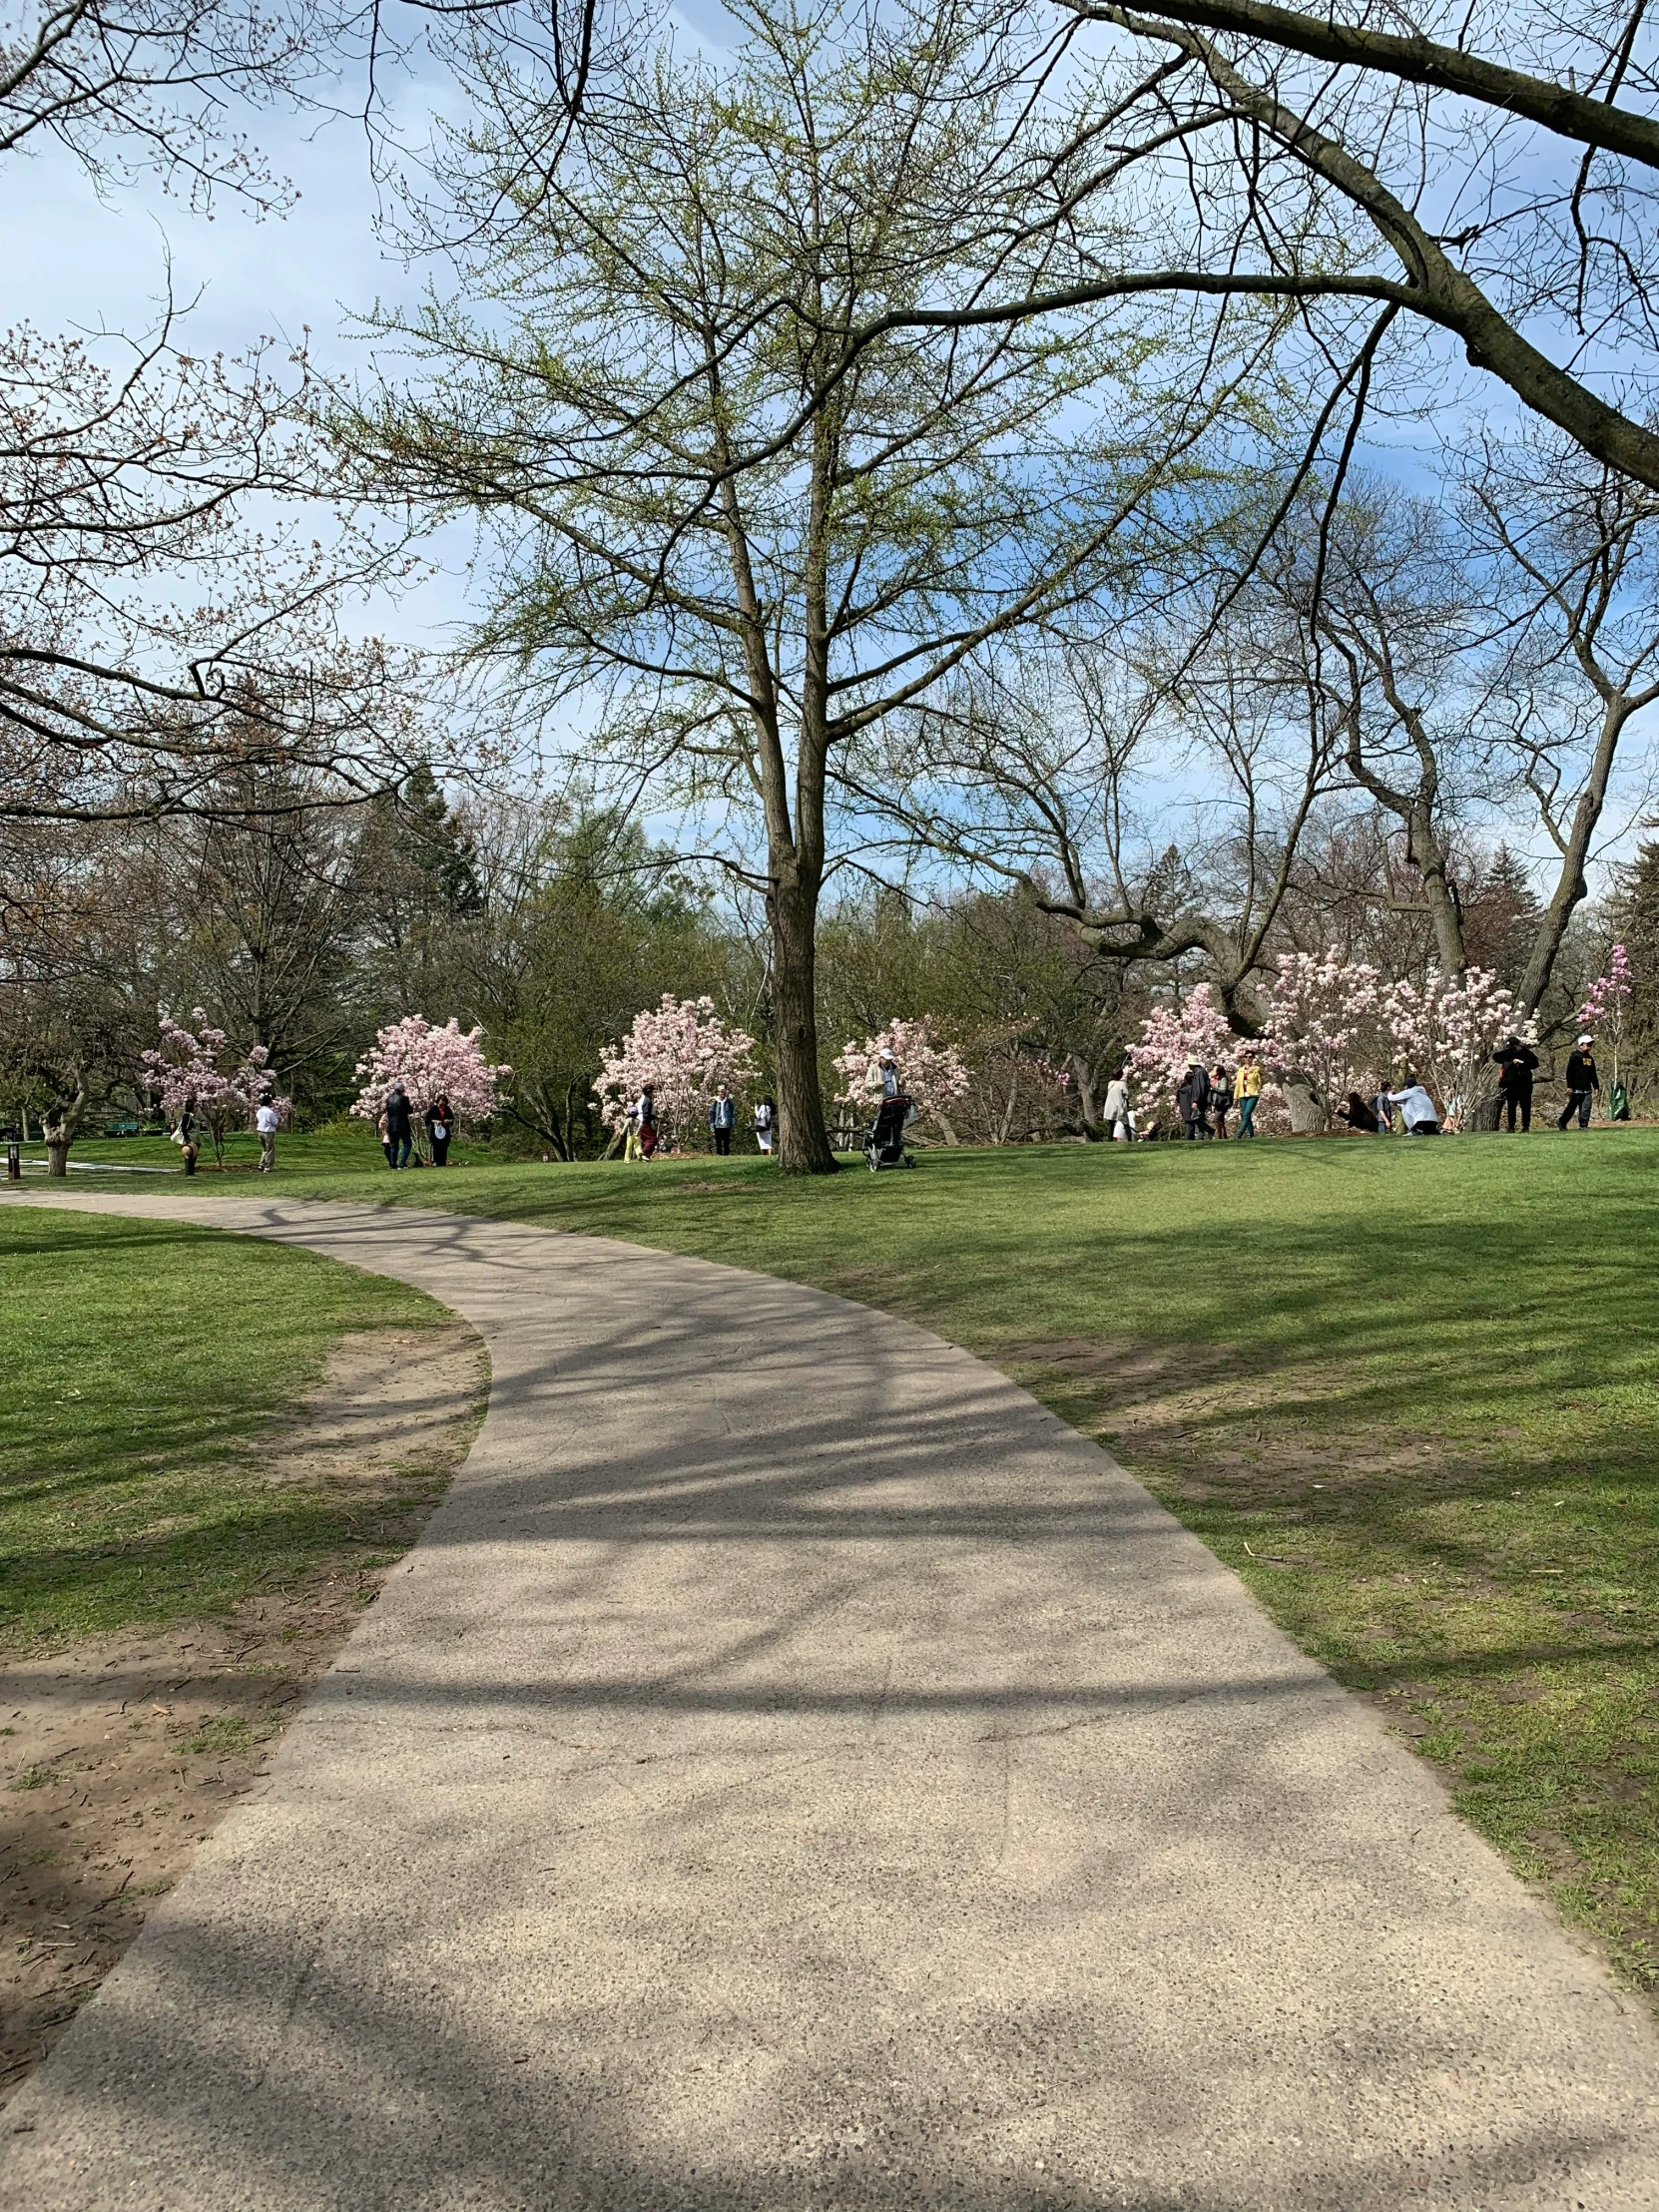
[1609, 835, 1659, 1091]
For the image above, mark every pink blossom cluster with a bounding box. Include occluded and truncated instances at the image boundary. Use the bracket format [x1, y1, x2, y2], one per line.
[350, 1016, 511, 1127]
[1261, 953, 1383, 1112]
[833, 1018, 970, 1121]
[1125, 985, 1237, 1108]
[594, 995, 759, 1138]
[1579, 944, 1632, 1083]
[1380, 967, 1533, 1120]
[142, 1010, 289, 1164]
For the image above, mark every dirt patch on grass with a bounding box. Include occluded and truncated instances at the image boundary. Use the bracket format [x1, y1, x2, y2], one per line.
[0, 1322, 486, 2106]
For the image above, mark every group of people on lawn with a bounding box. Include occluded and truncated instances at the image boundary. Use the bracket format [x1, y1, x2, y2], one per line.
[624, 1082, 778, 1160]
[1101, 1035, 1605, 1142]
[375, 1083, 455, 1169]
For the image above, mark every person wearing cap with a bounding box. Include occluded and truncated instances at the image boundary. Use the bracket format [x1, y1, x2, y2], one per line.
[1558, 1036, 1600, 1130]
[877, 1049, 901, 1100]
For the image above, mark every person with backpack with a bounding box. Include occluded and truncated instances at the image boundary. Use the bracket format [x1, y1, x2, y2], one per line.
[1557, 1036, 1600, 1130]
[709, 1085, 737, 1156]
[1210, 1062, 1233, 1138]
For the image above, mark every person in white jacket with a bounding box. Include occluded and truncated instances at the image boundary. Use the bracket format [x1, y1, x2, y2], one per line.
[1102, 1069, 1131, 1142]
[1386, 1079, 1440, 1136]
[256, 1095, 279, 1172]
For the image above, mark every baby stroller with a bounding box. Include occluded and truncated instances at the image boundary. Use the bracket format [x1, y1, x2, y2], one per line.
[864, 1093, 915, 1172]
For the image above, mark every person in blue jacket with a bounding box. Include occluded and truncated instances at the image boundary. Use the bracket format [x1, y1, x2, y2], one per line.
[709, 1084, 737, 1156]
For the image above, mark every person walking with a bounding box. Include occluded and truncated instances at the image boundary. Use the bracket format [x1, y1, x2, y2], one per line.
[1177, 1059, 1211, 1140]
[177, 1095, 200, 1176]
[1233, 1054, 1264, 1139]
[256, 1093, 278, 1172]
[877, 1048, 901, 1099]
[754, 1096, 776, 1155]
[1102, 1067, 1131, 1142]
[1386, 1077, 1441, 1135]
[1210, 1062, 1232, 1138]
[635, 1082, 658, 1159]
[709, 1084, 737, 1156]
[384, 1082, 413, 1170]
[1557, 1035, 1600, 1130]
[1492, 1037, 1539, 1132]
[426, 1093, 453, 1167]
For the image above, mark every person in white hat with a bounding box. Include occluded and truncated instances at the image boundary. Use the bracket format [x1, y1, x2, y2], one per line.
[1557, 1035, 1600, 1129]
[877, 1047, 901, 1100]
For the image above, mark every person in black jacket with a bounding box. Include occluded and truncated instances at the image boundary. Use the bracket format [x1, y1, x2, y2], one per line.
[1557, 1036, 1600, 1130]
[1176, 1060, 1212, 1140]
[1492, 1036, 1539, 1132]
[385, 1082, 413, 1169]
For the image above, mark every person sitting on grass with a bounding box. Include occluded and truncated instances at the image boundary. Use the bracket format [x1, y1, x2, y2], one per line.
[1337, 1090, 1382, 1134]
[1386, 1076, 1441, 1136]
[1233, 1054, 1263, 1138]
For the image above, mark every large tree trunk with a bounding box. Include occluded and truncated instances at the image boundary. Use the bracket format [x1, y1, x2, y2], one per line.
[772, 876, 837, 1175]
[1517, 694, 1630, 1017]
[42, 1078, 85, 1178]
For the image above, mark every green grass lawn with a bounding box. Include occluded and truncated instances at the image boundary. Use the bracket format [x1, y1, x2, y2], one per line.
[22, 1130, 1659, 1994]
[0, 1209, 460, 1648]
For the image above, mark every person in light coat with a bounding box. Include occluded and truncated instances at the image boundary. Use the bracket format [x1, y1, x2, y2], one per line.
[1102, 1069, 1131, 1142]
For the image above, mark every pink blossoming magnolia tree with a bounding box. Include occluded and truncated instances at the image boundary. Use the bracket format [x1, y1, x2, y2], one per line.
[1261, 953, 1384, 1131]
[350, 1017, 511, 1161]
[1381, 968, 1534, 1126]
[141, 1010, 288, 1167]
[1126, 986, 1237, 1124]
[1579, 944, 1633, 1086]
[832, 1018, 970, 1134]
[594, 996, 759, 1150]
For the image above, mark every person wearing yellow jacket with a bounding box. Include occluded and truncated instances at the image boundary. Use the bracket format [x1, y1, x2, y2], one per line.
[1234, 1054, 1264, 1139]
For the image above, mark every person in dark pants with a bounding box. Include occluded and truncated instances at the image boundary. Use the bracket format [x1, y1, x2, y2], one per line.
[709, 1085, 737, 1156]
[1210, 1063, 1232, 1138]
[1177, 1060, 1212, 1139]
[426, 1093, 453, 1166]
[385, 1082, 413, 1168]
[1493, 1036, 1539, 1131]
[1557, 1036, 1600, 1129]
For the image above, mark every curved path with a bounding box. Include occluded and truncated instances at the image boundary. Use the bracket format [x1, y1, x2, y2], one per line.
[3, 1193, 1658, 2211]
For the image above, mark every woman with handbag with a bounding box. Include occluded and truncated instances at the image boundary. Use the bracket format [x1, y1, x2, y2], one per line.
[426, 1093, 453, 1167]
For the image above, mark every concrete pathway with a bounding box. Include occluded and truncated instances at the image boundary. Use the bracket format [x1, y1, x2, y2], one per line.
[3, 1193, 1658, 2211]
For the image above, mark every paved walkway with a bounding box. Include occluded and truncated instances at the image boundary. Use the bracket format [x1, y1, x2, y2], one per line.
[4, 1193, 1659, 2211]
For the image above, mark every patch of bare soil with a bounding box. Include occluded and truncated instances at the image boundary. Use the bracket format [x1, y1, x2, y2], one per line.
[0, 1322, 486, 2108]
